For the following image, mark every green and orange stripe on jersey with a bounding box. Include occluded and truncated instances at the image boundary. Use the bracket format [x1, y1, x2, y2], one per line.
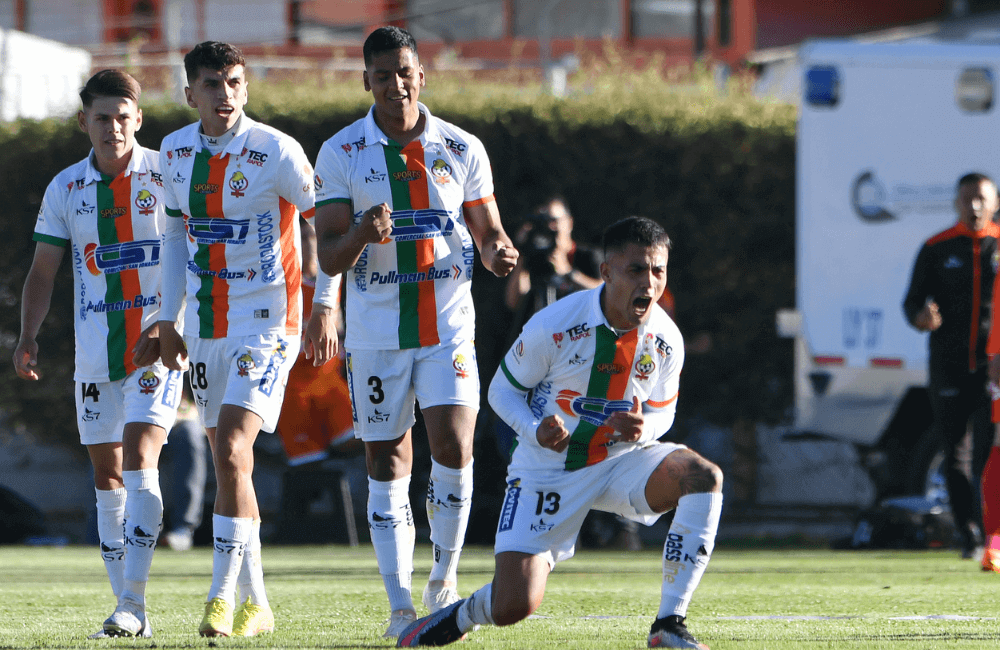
[189, 150, 230, 338]
[564, 326, 639, 470]
[96, 172, 144, 381]
[384, 139, 439, 349]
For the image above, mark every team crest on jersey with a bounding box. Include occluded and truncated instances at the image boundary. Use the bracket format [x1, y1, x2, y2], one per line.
[430, 159, 452, 184]
[236, 353, 255, 377]
[137, 370, 160, 395]
[229, 171, 248, 197]
[453, 353, 470, 379]
[134, 189, 156, 215]
[634, 353, 655, 380]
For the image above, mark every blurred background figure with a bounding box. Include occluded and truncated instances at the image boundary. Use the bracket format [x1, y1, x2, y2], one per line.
[161, 384, 209, 552]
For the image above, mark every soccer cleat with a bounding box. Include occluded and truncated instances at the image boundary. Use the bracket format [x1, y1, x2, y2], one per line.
[397, 600, 467, 647]
[422, 581, 462, 613]
[648, 615, 709, 649]
[982, 548, 1000, 573]
[383, 610, 417, 639]
[90, 623, 153, 639]
[103, 597, 151, 637]
[164, 528, 194, 552]
[199, 597, 234, 637]
[232, 598, 275, 636]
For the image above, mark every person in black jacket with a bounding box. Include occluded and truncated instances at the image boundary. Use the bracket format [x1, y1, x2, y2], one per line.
[903, 172, 1000, 559]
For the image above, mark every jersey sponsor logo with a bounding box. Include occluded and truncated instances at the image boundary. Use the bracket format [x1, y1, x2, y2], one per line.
[552, 332, 563, 348]
[634, 353, 655, 380]
[444, 137, 466, 157]
[529, 380, 554, 419]
[81, 407, 100, 422]
[185, 261, 252, 281]
[353, 241, 369, 292]
[556, 389, 633, 427]
[77, 200, 95, 216]
[82, 293, 158, 316]
[596, 362, 625, 375]
[174, 146, 193, 159]
[137, 370, 160, 394]
[192, 182, 219, 195]
[530, 518, 555, 532]
[569, 353, 586, 365]
[172, 172, 186, 184]
[100, 206, 127, 219]
[314, 174, 324, 190]
[256, 211, 278, 282]
[73, 246, 88, 321]
[453, 352, 471, 378]
[243, 148, 268, 166]
[566, 322, 590, 341]
[68, 178, 86, 190]
[236, 352, 255, 377]
[229, 171, 249, 197]
[368, 408, 390, 424]
[647, 333, 672, 357]
[515, 340, 524, 357]
[498, 480, 521, 533]
[258, 340, 288, 396]
[365, 168, 387, 183]
[186, 217, 250, 244]
[84, 240, 161, 275]
[392, 170, 423, 183]
[149, 171, 164, 186]
[430, 159, 452, 184]
[134, 189, 157, 215]
[389, 209, 456, 242]
[368, 266, 457, 285]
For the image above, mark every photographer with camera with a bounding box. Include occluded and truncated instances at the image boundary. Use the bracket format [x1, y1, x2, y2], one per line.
[504, 197, 602, 331]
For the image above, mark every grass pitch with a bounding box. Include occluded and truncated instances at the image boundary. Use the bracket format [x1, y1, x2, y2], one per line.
[0, 543, 998, 649]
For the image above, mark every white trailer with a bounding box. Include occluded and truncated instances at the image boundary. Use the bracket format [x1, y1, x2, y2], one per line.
[786, 38, 1000, 497]
[0, 28, 90, 122]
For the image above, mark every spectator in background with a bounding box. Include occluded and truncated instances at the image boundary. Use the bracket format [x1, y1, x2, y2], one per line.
[904, 172, 1000, 560]
[161, 383, 208, 552]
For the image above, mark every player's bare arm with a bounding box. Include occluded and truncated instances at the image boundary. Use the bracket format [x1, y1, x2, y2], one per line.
[536, 414, 570, 453]
[315, 201, 393, 276]
[14, 243, 64, 381]
[464, 200, 519, 277]
[303, 305, 339, 366]
[157, 320, 188, 371]
[603, 396, 644, 442]
[132, 321, 161, 367]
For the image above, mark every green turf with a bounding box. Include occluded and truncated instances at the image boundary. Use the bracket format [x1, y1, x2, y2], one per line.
[0, 544, 998, 648]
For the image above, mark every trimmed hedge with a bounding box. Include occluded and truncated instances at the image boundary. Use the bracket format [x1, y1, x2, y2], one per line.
[0, 70, 795, 451]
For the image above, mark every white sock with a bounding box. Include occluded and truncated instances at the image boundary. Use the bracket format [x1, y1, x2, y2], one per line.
[658, 492, 722, 619]
[95, 487, 126, 598]
[121, 469, 162, 607]
[207, 514, 252, 605]
[457, 583, 493, 632]
[237, 519, 268, 608]
[368, 476, 415, 612]
[426, 459, 473, 583]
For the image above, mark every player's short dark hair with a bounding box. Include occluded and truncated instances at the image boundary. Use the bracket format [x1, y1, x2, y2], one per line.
[602, 216, 671, 257]
[184, 41, 246, 83]
[79, 70, 141, 108]
[958, 172, 996, 191]
[363, 26, 418, 67]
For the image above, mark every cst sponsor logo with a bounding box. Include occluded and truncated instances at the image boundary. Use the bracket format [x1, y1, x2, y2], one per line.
[134, 189, 156, 215]
[256, 211, 278, 282]
[364, 168, 387, 183]
[229, 171, 249, 197]
[498, 482, 521, 533]
[529, 380, 554, 419]
[444, 137, 466, 157]
[388, 209, 455, 241]
[137, 370, 160, 395]
[187, 218, 250, 244]
[84, 240, 160, 275]
[185, 261, 251, 281]
[566, 322, 590, 341]
[257, 340, 288, 396]
[556, 389, 633, 427]
[368, 266, 456, 285]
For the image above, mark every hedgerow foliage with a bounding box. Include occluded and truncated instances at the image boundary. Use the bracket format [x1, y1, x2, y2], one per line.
[0, 58, 795, 451]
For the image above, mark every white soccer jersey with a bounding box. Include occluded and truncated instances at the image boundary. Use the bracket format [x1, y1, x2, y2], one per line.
[34, 146, 166, 382]
[497, 287, 685, 473]
[160, 115, 314, 339]
[314, 102, 495, 350]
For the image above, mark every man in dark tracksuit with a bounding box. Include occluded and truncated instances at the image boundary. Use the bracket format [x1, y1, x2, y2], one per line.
[903, 172, 1000, 558]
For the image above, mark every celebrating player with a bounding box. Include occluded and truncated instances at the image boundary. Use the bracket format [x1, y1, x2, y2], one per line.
[157, 41, 337, 637]
[313, 26, 518, 638]
[14, 70, 182, 638]
[398, 217, 722, 649]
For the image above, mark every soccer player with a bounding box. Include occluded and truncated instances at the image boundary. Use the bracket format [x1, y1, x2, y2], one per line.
[13, 69, 182, 638]
[313, 26, 518, 638]
[398, 217, 723, 649]
[156, 41, 338, 637]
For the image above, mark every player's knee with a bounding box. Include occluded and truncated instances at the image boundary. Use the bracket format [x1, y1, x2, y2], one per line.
[687, 456, 723, 495]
